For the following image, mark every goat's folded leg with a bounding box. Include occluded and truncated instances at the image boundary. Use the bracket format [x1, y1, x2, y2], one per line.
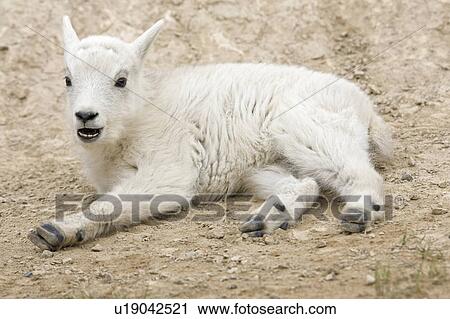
[337, 166, 386, 233]
[240, 166, 320, 237]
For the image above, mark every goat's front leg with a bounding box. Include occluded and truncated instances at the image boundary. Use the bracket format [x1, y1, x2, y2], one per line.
[28, 189, 191, 251]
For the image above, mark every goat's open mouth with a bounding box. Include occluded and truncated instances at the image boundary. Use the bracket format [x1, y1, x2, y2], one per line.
[77, 127, 103, 142]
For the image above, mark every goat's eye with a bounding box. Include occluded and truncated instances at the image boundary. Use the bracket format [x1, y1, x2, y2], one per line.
[115, 77, 127, 88]
[65, 76, 72, 87]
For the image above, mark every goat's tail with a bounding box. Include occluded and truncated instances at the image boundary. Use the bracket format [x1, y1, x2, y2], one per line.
[369, 113, 394, 160]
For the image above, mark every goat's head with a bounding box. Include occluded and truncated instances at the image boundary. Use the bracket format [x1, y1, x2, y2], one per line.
[61, 16, 164, 145]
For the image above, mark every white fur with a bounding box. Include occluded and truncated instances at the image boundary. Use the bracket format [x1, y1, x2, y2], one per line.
[29, 17, 393, 250]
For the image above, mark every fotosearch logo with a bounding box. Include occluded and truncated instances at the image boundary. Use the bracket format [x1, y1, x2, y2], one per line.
[55, 193, 394, 224]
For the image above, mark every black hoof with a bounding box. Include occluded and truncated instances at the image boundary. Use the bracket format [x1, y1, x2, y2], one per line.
[28, 223, 66, 251]
[279, 221, 289, 230]
[341, 221, 367, 233]
[240, 217, 265, 233]
[340, 208, 370, 233]
[240, 198, 293, 235]
[28, 229, 54, 251]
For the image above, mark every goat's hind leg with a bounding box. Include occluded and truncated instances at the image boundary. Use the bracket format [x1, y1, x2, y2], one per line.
[239, 166, 319, 237]
[275, 125, 386, 233]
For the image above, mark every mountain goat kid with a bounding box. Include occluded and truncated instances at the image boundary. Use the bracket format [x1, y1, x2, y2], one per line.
[28, 16, 393, 251]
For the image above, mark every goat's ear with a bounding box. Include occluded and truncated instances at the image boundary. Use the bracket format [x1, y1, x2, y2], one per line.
[62, 16, 79, 48]
[132, 19, 165, 59]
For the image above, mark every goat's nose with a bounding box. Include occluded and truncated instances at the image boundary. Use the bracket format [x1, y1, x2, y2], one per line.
[75, 111, 98, 122]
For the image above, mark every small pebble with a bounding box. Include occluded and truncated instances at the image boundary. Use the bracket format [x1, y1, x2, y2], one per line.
[62, 257, 73, 264]
[207, 229, 225, 239]
[401, 172, 413, 182]
[41, 250, 53, 258]
[272, 263, 289, 270]
[316, 240, 327, 248]
[91, 244, 103, 252]
[407, 157, 416, 167]
[264, 236, 276, 245]
[431, 208, 448, 215]
[23, 271, 33, 278]
[366, 274, 376, 285]
[438, 181, 447, 189]
[325, 273, 335, 281]
[227, 284, 238, 290]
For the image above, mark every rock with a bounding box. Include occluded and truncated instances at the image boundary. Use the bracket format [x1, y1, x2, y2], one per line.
[227, 284, 238, 290]
[91, 244, 103, 252]
[438, 181, 447, 189]
[62, 257, 73, 265]
[23, 271, 33, 278]
[366, 274, 376, 285]
[401, 172, 413, 182]
[275, 264, 289, 270]
[316, 240, 327, 248]
[97, 271, 113, 283]
[407, 157, 416, 167]
[0, 45, 8, 51]
[264, 236, 277, 245]
[325, 273, 335, 281]
[431, 208, 448, 216]
[41, 250, 53, 258]
[270, 251, 281, 257]
[368, 84, 382, 95]
[207, 229, 225, 239]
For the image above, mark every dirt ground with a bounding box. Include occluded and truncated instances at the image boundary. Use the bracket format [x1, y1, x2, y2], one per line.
[0, 0, 449, 298]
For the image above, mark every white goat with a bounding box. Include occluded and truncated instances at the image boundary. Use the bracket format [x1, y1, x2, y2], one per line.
[28, 17, 393, 251]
